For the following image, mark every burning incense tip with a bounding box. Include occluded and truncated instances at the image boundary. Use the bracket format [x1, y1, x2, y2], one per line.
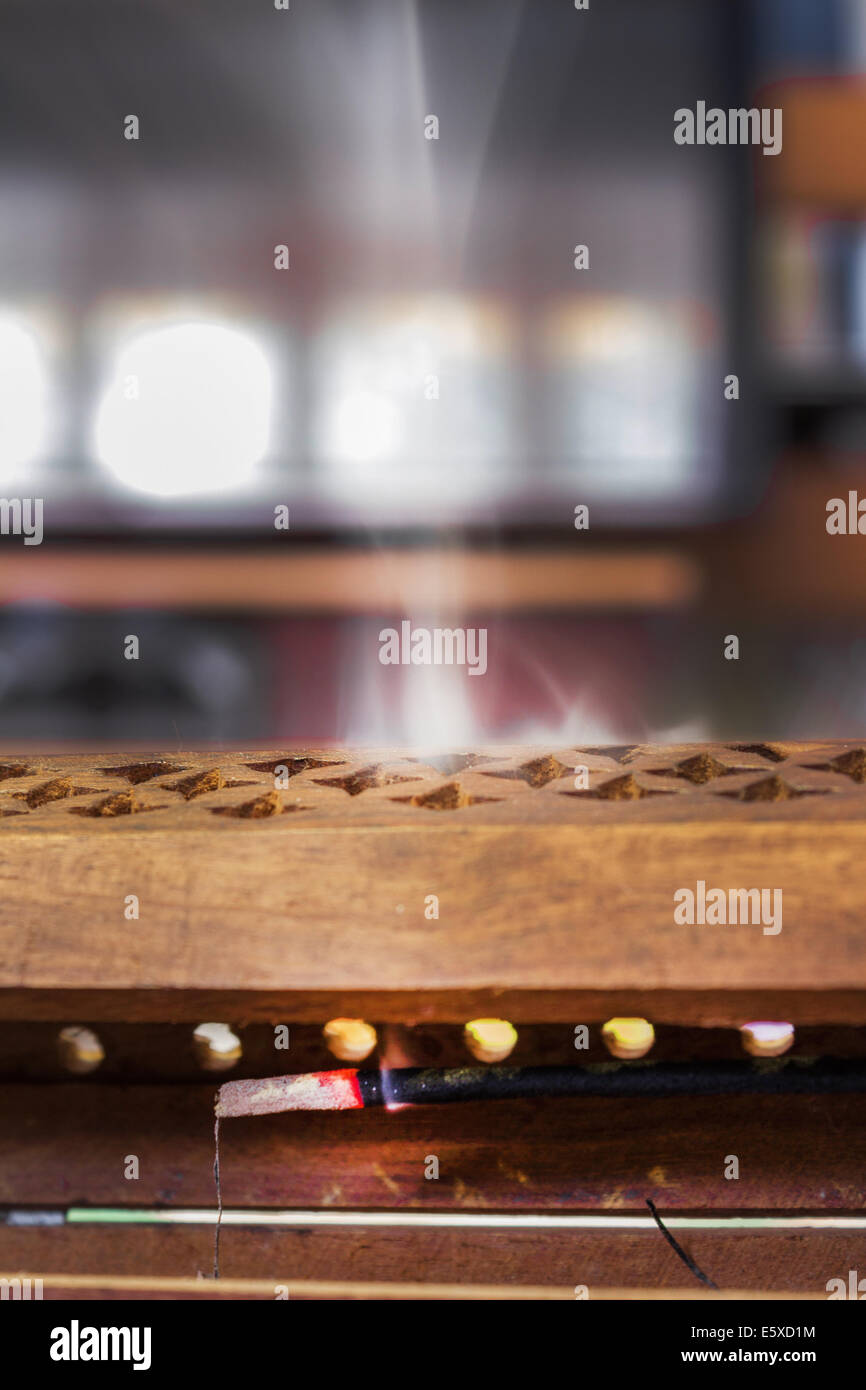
[215, 1068, 363, 1118]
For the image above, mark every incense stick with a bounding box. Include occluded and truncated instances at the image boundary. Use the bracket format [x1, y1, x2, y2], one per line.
[215, 1059, 866, 1118]
[213, 1115, 222, 1280]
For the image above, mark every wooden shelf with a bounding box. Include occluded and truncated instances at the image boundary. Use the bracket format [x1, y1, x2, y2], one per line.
[0, 546, 699, 612]
[762, 78, 866, 211]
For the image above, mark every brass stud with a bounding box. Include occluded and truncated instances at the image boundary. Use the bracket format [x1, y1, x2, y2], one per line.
[193, 1022, 242, 1072]
[601, 1017, 655, 1059]
[323, 1018, 378, 1063]
[740, 1021, 794, 1058]
[464, 1018, 518, 1063]
[58, 1026, 105, 1075]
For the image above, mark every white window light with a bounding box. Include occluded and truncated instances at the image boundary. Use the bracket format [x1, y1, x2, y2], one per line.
[93, 320, 273, 498]
[312, 296, 516, 502]
[542, 297, 707, 499]
[0, 310, 52, 482]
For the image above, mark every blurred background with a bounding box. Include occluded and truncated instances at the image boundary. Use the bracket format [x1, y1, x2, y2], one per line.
[0, 0, 865, 747]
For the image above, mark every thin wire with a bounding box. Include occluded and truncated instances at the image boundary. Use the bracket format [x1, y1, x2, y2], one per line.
[646, 1198, 718, 1290]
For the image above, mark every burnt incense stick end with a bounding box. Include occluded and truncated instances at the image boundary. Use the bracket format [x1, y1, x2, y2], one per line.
[215, 1068, 365, 1118]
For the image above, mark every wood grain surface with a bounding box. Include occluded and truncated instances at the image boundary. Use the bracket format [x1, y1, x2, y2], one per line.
[2, 1080, 864, 1293]
[2, 1084, 863, 1213]
[0, 743, 864, 1023]
[0, 1271, 829, 1300]
[0, 1224, 857, 1295]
